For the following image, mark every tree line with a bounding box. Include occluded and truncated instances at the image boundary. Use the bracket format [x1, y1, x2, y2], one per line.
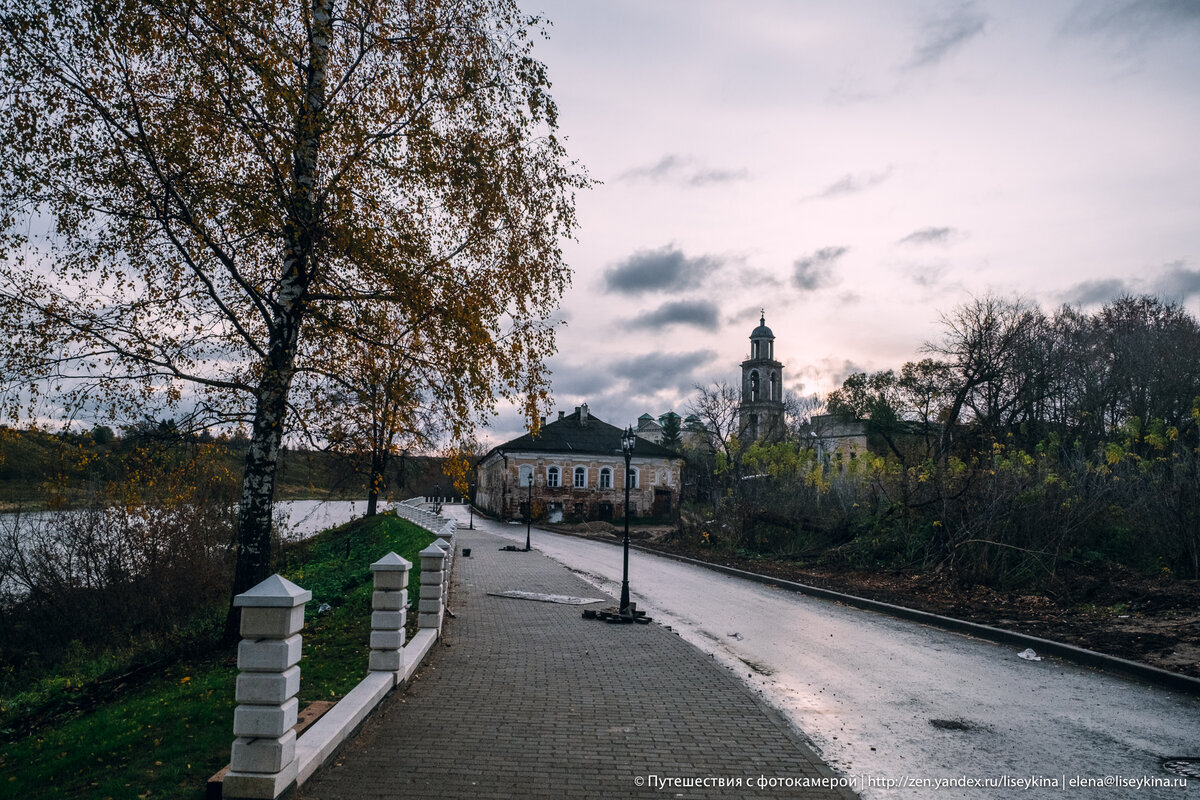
[682, 294, 1200, 587]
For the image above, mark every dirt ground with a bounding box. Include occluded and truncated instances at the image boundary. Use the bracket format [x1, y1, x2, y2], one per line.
[548, 522, 1200, 680]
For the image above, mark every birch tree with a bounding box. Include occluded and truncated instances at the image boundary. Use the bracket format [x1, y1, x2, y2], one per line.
[0, 0, 584, 614]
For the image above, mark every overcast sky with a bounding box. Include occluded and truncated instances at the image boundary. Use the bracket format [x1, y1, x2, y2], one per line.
[481, 0, 1200, 445]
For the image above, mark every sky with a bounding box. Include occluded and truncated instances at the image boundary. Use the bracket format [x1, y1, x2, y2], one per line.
[478, 0, 1200, 446]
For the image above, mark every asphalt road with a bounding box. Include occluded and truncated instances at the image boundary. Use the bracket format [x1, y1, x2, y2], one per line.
[445, 507, 1200, 798]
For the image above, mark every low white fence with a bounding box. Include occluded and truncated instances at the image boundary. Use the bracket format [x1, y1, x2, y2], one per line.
[220, 502, 456, 799]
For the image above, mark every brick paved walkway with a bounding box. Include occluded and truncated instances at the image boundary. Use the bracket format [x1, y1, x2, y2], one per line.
[295, 524, 857, 799]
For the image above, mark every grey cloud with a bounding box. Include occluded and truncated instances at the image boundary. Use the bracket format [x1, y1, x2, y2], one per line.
[1063, 278, 1133, 305]
[620, 154, 748, 187]
[906, 3, 989, 69]
[1154, 262, 1200, 298]
[630, 300, 720, 331]
[812, 167, 893, 199]
[1064, 0, 1200, 43]
[610, 350, 719, 392]
[793, 246, 848, 291]
[811, 359, 868, 387]
[546, 360, 611, 399]
[603, 246, 722, 295]
[897, 226, 958, 246]
[905, 263, 946, 287]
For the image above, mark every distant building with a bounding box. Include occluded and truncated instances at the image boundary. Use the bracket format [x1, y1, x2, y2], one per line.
[808, 413, 868, 467]
[475, 404, 683, 523]
[738, 313, 785, 441]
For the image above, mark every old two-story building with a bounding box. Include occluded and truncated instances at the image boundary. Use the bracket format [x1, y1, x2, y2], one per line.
[474, 404, 683, 523]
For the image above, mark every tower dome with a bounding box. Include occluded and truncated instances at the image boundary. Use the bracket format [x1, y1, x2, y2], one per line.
[750, 313, 774, 341]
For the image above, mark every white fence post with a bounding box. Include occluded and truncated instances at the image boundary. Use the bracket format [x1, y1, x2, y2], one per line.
[417, 544, 446, 631]
[368, 553, 412, 681]
[224, 575, 311, 799]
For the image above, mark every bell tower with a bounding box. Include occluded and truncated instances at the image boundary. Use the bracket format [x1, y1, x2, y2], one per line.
[739, 312, 784, 441]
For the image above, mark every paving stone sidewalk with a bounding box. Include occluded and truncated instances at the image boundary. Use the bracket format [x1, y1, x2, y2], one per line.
[295, 524, 857, 799]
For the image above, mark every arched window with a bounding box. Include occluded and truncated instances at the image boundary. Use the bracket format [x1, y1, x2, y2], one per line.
[573, 466, 587, 488]
[626, 467, 640, 489]
[518, 464, 532, 487]
[546, 466, 560, 487]
[750, 370, 760, 401]
[769, 371, 778, 401]
[599, 467, 612, 489]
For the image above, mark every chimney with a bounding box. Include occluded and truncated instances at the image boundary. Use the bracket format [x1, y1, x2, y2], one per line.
[558, 410, 564, 421]
[580, 403, 589, 426]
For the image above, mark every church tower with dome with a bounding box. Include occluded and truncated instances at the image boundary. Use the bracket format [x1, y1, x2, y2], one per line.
[739, 312, 785, 441]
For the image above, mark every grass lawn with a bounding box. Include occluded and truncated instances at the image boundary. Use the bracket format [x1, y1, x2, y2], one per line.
[0, 513, 434, 800]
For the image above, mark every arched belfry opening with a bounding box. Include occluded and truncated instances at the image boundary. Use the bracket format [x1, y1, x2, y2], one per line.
[739, 311, 785, 441]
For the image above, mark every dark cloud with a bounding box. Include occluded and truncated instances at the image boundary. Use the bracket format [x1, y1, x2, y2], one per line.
[630, 300, 720, 331]
[1064, 0, 1200, 43]
[897, 226, 958, 246]
[603, 246, 722, 295]
[620, 154, 748, 187]
[906, 3, 989, 69]
[544, 359, 611, 399]
[1063, 278, 1133, 305]
[610, 350, 718, 392]
[1154, 262, 1200, 299]
[811, 167, 893, 199]
[793, 246, 848, 291]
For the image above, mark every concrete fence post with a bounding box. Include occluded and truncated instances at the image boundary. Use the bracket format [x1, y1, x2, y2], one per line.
[225, 575, 311, 799]
[368, 552, 412, 680]
[418, 543, 446, 631]
[432, 536, 453, 603]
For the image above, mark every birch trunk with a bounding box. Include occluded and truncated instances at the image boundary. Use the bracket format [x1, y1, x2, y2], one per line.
[225, 0, 332, 635]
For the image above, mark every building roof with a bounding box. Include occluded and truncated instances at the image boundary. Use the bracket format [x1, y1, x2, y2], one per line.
[483, 406, 679, 461]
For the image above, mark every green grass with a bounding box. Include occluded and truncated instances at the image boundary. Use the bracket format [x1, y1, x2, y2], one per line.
[0, 513, 434, 800]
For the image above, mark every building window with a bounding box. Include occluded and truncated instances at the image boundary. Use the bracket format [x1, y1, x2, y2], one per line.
[599, 467, 612, 489]
[518, 464, 532, 487]
[750, 370, 760, 401]
[547, 466, 560, 487]
[573, 466, 587, 488]
[626, 467, 640, 489]
[769, 371, 778, 400]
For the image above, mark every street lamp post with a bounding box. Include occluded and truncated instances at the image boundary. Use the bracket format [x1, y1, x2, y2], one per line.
[524, 470, 533, 552]
[619, 425, 635, 615]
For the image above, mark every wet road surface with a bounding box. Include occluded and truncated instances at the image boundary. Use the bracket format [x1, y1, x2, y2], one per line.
[446, 508, 1200, 798]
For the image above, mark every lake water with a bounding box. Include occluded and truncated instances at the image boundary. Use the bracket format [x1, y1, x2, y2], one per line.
[0, 499, 391, 597]
[273, 499, 384, 540]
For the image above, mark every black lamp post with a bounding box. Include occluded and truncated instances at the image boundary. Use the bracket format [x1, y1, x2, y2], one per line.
[619, 425, 635, 615]
[524, 469, 533, 552]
